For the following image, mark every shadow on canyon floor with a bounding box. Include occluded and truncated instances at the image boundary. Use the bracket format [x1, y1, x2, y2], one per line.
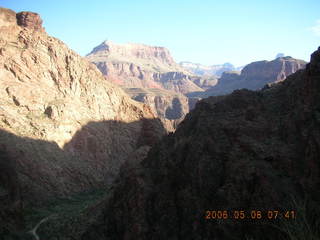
[0, 117, 165, 238]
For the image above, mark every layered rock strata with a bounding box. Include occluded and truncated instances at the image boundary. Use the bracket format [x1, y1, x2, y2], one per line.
[0, 8, 165, 233]
[198, 56, 306, 97]
[86, 41, 204, 94]
[81, 47, 320, 240]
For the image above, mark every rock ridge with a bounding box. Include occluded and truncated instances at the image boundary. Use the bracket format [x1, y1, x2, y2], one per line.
[81, 47, 320, 240]
[0, 7, 44, 31]
[192, 56, 307, 97]
[0, 7, 166, 234]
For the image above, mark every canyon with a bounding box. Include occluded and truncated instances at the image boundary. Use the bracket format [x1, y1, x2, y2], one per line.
[0, 7, 165, 236]
[81, 46, 320, 240]
[86, 41, 212, 129]
[0, 6, 318, 240]
[87, 41, 306, 128]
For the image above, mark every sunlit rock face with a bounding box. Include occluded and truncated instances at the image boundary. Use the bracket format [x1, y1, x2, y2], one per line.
[0, 7, 166, 210]
[201, 56, 307, 97]
[86, 40, 204, 94]
[86, 40, 208, 130]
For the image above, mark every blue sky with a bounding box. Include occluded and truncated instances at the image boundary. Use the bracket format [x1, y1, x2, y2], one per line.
[1, 0, 319, 66]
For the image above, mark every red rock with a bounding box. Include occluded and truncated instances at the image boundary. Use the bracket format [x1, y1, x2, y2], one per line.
[81, 47, 320, 240]
[16, 11, 44, 32]
[202, 57, 306, 97]
[86, 41, 204, 94]
[0, 8, 166, 228]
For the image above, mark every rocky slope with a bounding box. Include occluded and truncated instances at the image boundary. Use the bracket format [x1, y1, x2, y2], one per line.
[0, 7, 165, 234]
[124, 88, 190, 131]
[81, 47, 320, 240]
[86, 40, 204, 94]
[180, 61, 236, 77]
[193, 56, 306, 97]
[189, 75, 218, 90]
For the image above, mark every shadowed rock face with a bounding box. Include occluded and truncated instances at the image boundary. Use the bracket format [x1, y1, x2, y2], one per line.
[81, 47, 320, 240]
[0, 6, 166, 219]
[0, 145, 24, 233]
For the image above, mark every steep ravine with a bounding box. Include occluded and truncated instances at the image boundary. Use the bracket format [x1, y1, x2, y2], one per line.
[81, 47, 320, 240]
[0, 7, 166, 236]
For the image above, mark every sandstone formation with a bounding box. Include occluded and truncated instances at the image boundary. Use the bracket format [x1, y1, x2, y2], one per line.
[81, 47, 320, 240]
[16, 11, 44, 32]
[0, 7, 165, 235]
[180, 61, 235, 77]
[195, 56, 306, 97]
[124, 88, 190, 131]
[86, 40, 204, 94]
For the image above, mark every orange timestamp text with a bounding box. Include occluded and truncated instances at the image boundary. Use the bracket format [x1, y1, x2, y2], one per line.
[205, 210, 296, 220]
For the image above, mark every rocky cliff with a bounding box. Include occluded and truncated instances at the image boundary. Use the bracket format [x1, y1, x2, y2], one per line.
[81, 47, 320, 240]
[86, 41, 204, 94]
[197, 56, 306, 97]
[124, 88, 190, 131]
[188, 75, 218, 90]
[0, 7, 165, 234]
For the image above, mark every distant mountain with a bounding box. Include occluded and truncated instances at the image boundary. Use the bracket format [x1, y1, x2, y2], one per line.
[86, 41, 204, 94]
[180, 61, 236, 77]
[189, 56, 306, 98]
[86, 41, 216, 130]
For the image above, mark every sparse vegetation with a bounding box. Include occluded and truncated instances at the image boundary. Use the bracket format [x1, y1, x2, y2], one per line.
[270, 196, 320, 240]
[22, 189, 107, 239]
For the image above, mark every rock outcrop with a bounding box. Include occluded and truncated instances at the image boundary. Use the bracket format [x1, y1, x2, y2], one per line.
[240, 56, 306, 83]
[188, 75, 218, 90]
[16, 11, 44, 32]
[187, 70, 241, 97]
[86, 41, 204, 94]
[124, 88, 190, 131]
[0, 7, 165, 233]
[197, 56, 306, 97]
[81, 47, 320, 240]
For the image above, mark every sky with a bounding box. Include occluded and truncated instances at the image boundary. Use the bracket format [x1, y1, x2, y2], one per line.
[1, 0, 319, 66]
